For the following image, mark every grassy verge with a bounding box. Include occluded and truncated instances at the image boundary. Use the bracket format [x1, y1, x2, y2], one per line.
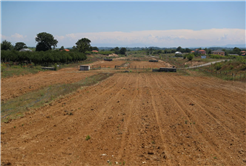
[1, 65, 44, 78]
[1, 73, 113, 122]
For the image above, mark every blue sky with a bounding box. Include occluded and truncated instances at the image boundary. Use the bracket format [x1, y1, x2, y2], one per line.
[1, 1, 245, 47]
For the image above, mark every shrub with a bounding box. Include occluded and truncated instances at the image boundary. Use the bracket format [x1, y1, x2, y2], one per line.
[175, 54, 183, 57]
[54, 63, 58, 71]
[186, 54, 194, 61]
[210, 54, 224, 59]
[1, 63, 6, 72]
[85, 135, 91, 141]
[214, 62, 222, 70]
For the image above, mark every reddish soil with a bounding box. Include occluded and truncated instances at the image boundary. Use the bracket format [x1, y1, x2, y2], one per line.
[1, 68, 95, 101]
[129, 61, 172, 68]
[1, 73, 245, 166]
[90, 60, 126, 68]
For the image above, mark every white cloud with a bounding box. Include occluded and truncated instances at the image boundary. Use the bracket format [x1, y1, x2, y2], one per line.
[10, 33, 26, 40]
[1, 33, 27, 42]
[61, 28, 245, 47]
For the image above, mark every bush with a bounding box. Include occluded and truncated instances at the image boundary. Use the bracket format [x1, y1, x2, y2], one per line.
[175, 54, 183, 57]
[209, 54, 224, 59]
[85, 135, 91, 141]
[1, 63, 6, 72]
[54, 63, 58, 71]
[214, 62, 222, 70]
[186, 54, 194, 61]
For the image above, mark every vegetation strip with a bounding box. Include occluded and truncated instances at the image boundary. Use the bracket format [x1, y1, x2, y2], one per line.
[1, 73, 113, 121]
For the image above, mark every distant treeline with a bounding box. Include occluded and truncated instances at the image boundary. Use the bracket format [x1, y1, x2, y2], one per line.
[1, 50, 87, 66]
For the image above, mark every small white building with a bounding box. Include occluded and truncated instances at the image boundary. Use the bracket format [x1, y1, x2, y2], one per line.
[80, 65, 90, 71]
[175, 51, 182, 55]
[19, 48, 33, 52]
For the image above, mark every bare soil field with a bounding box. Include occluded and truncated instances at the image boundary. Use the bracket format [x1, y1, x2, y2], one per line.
[1, 68, 95, 101]
[1, 73, 245, 166]
[90, 60, 126, 68]
[129, 61, 172, 69]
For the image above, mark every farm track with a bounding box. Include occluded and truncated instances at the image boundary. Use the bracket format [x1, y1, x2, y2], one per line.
[1, 73, 246, 166]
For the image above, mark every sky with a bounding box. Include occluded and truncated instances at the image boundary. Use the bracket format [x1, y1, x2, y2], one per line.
[1, 1, 245, 48]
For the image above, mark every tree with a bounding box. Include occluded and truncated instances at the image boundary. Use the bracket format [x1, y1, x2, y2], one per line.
[59, 46, 65, 51]
[185, 48, 191, 53]
[214, 62, 222, 70]
[1, 40, 13, 50]
[91, 46, 99, 51]
[233, 47, 241, 54]
[35, 32, 58, 51]
[187, 54, 194, 61]
[119, 47, 127, 55]
[176, 46, 182, 52]
[114, 47, 120, 54]
[14, 42, 27, 51]
[76, 38, 91, 53]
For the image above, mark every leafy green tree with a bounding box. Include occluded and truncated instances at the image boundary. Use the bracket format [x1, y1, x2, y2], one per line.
[76, 38, 91, 53]
[214, 62, 222, 70]
[35, 32, 58, 51]
[59, 46, 65, 51]
[185, 48, 191, 53]
[91, 46, 99, 51]
[176, 46, 182, 52]
[1, 40, 13, 50]
[14, 42, 27, 51]
[119, 47, 127, 55]
[233, 47, 241, 55]
[114, 47, 120, 54]
[187, 54, 194, 61]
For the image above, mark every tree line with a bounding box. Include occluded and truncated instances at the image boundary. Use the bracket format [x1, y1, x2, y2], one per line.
[1, 50, 87, 66]
[1, 32, 93, 66]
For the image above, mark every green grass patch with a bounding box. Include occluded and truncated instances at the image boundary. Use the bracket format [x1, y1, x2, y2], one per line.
[1, 73, 113, 121]
[1, 65, 44, 78]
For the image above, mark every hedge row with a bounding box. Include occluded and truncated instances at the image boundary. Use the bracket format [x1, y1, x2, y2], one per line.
[1, 50, 87, 65]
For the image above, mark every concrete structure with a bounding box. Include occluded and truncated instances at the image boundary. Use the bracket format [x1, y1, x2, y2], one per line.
[149, 60, 158, 62]
[104, 59, 112, 61]
[80, 65, 90, 71]
[153, 67, 176, 72]
[92, 50, 99, 53]
[212, 50, 225, 56]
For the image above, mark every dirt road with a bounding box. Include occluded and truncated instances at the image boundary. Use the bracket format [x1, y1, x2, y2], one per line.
[1, 73, 245, 165]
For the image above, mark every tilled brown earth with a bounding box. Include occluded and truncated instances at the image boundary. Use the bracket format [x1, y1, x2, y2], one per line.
[90, 60, 126, 68]
[129, 61, 172, 68]
[1, 68, 95, 101]
[1, 73, 246, 166]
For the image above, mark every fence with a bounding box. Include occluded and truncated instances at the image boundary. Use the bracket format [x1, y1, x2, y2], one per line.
[188, 68, 246, 82]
